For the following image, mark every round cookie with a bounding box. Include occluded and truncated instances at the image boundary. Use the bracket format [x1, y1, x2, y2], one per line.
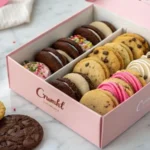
[73, 58, 106, 88]
[0, 101, 5, 120]
[73, 25, 104, 45]
[69, 35, 93, 51]
[114, 42, 134, 61]
[101, 21, 116, 32]
[90, 21, 113, 37]
[85, 57, 110, 78]
[58, 38, 83, 55]
[56, 50, 73, 62]
[105, 42, 131, 67]
[127, 58, 150, 83]
[88, 46, 122, 75]
[80, 89, 118, 115]
[35, 48, 65, 73]
[123, 69, 146, 87]
[103, 78, 134, 96]
[51, 40, 80, 59]
[0, 115, 43, 150]
[113, 36, 145, 59]
[49, 78, 82, 101]
[63, 73, 94, 95]
[119, 33, 150, 53]
[23, 62, 51, 79]
[112, 70, 143, 93]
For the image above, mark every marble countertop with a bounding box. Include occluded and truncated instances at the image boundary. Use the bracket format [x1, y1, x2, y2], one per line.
[1, 0, 150, 150]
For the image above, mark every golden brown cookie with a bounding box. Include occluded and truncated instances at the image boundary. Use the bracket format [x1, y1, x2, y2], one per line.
[88, 46, 122, 75]
[126, 69, 146, 87]
[113, 36, 145, 59]
[80, 89, 118, 115]
[103, 78, 134, 96]
[0, 101, 6, 120]
[105, 42, 131, 67]
[119, 33, 150, 53]
[86, 57, 110, 78]
[73, 58, 106, 88]
[117, 42, 134, 61]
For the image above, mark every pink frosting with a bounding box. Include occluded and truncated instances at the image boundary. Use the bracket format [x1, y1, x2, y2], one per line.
[24, 62, 51, 79]
[98, 82, 129, 103]
[112, 72, 142, 92]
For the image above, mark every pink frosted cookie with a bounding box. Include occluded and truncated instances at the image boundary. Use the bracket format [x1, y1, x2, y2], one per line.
[112, 71, 142, 92]
[23, 62, 51, 79]
[69, 35, 93, 51]
[98, 82, 129, 103]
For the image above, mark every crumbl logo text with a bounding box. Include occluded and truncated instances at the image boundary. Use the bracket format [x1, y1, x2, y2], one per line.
[36, 88, 65, 111]
[136, 97, 150, 112]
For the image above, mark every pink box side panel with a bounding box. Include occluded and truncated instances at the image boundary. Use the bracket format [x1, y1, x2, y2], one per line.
[7, 57, 101, 147]
[101, 84, 150, 148]
[94, 0, 150, 30]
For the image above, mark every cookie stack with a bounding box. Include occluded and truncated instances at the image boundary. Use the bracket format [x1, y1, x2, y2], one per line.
[49, 73, 94, 101]
[81, 70, 146, 115]
[23, 21, 116, 79]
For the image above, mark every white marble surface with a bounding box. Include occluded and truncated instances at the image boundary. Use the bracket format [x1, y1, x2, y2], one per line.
[0, 0, 150, 150]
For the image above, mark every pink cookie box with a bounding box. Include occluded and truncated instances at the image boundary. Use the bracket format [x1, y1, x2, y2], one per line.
[6, 1, 150, 148]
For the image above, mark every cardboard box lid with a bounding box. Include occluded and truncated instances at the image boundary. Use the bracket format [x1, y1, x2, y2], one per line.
[88, 0, 150, 30]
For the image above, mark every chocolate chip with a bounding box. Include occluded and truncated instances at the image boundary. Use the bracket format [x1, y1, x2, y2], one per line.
[144, 75, 147, 80]
[129, 40, 132, 42]
[85, 62, 89, 67]
[103, 51, 109, 55]
[129, 46, 133, 51]
[122, 41, 125, 44]
[132, 38, 136, 42]
[103, 57, 109, 63]
[93, 50, 99, 54]
[147, 55, 150, 58]
[137, 44, 142, 48]
[142, 40, 146, 44]
[104, 105, 109, 108]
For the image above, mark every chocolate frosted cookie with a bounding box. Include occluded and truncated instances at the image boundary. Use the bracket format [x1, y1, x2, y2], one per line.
[73, 25, 104, 45]
[49, 78, 82, 101]
[0, 115, 43, 150]
[58, 38, 83, 55]
[51, 39, 81, 59]
[35, 48, 66, 73]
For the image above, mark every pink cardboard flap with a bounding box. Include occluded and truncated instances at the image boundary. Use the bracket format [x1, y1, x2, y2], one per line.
[92, 0, 150, 30]
[0, 0, 8, 7]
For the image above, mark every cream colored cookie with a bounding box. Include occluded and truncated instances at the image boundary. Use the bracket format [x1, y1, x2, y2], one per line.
[0, 101, 6, 120]
[105, 42, 130, 67]
[113, 36, 145, 59]
[80, 89, 117, 115]
[73, 58, 106, 88]
[86, 57, 110, 78]
[89, 46, 122, 75]
[119, 33, 149, 53]
[90, 21, 113, 37]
